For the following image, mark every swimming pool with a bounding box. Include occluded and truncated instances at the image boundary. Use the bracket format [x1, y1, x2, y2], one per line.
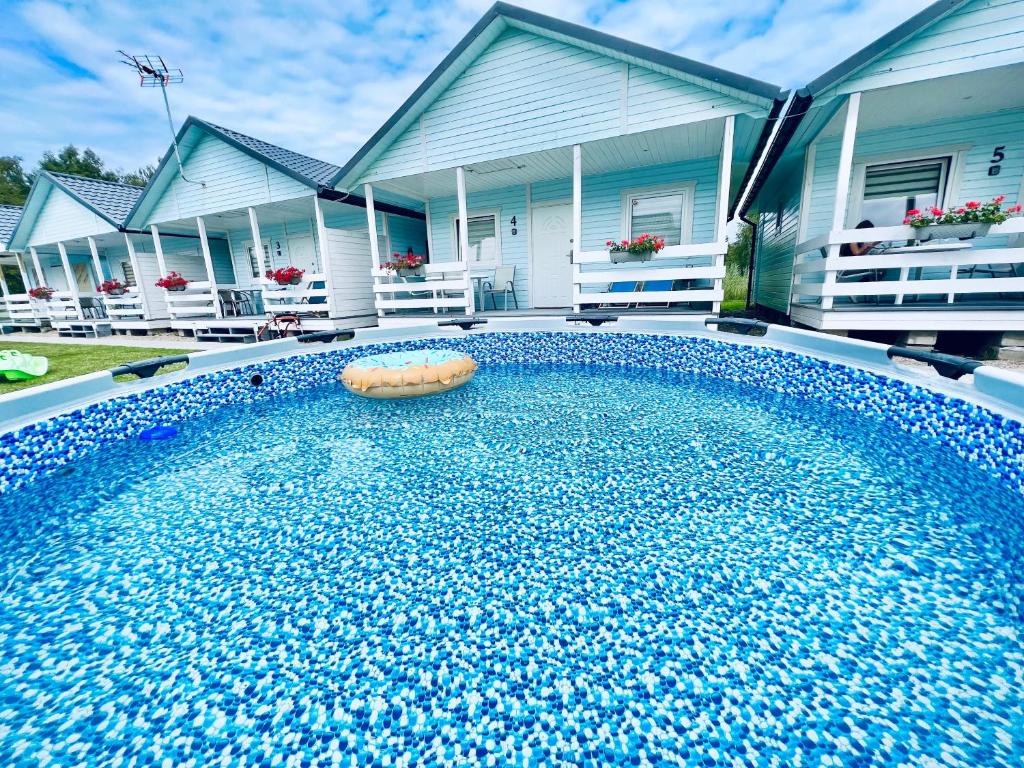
[1, 324, 1022, 766]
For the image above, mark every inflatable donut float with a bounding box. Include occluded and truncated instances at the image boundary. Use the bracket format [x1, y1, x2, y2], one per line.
[340, 349, 477, 399]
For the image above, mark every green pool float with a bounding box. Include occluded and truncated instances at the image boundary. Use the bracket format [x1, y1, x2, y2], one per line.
[0, 349, 49, 381]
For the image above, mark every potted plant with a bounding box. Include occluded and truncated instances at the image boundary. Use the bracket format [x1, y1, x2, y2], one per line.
[383, 251, 426, 277]
[606, 233, 666, 263]
[28, 286, 54, 301]
[905, 196, 1022, 241]
[267, 266, 305, 285]
[97, 278, 127, 296]
[156, 272, 189, 291]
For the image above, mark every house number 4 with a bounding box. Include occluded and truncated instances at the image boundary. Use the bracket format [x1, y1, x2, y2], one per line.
[510, 215, 517, 235]
[989, 146, 1005, 176]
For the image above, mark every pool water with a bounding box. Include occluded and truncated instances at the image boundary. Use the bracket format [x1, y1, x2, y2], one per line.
[1, 364, 1022, 766]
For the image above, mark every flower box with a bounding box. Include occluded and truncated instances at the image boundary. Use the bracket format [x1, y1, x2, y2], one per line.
[28, 287, 54, 300]
[166, 284, 187, 292]
[906, 196, 1021, 241]
[156, 272, 189, 290]
[916, 222, 992, 242]
[606, 234, 665, 263]
[98, 279, 127, 296]
[266, 266, 305, 286]
[384, 252, 426, 276]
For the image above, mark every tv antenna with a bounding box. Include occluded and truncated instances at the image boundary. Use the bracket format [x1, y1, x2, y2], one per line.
[119, 51, 203, 186]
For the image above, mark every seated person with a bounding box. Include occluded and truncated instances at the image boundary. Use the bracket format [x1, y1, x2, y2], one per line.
[840, 220, 879, 256]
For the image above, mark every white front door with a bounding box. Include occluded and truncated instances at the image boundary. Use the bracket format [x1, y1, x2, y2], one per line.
[530, 202, 573, 307]
[287, 235, 319, 273]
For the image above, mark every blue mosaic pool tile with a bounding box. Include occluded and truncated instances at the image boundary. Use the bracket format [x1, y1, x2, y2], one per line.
[1, 332, 1022, 498]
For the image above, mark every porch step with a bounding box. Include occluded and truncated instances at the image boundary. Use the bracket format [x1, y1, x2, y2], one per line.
[56, 322, 112, 339]
[195, 326, 258, 344]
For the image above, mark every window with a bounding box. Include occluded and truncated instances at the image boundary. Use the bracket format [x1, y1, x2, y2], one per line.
[625, 187, 692, 246]
[247, 242, 272, 278]
[455, 214, 499, 263]
[121, 261, 136, 286]
[859, 157, 950, 226]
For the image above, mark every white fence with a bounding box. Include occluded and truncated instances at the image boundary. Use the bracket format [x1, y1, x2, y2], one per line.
[372, 262, 471, 315]
[260, 274, 330, 315]
[103, 289, 146, 321]
[165, 281, 217, 320]
[3, 295, 42, 325]
[791, 219, 1024, 309]
[573, 242, 727, 312]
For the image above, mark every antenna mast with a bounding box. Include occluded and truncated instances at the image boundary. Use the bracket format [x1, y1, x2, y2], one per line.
[119, 51, 203, 186]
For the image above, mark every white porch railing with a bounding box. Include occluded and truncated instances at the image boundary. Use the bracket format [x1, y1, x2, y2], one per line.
[791, 219, 1024, 309]
[166, 281, 217, 319]
[41, 291, 80, 321]
[260, 274, 330, 315]
[103, 289, 146, 321]
[372, 262, 471, 314]
[573, 242, 727, 311]
[4, 295, 42, 325]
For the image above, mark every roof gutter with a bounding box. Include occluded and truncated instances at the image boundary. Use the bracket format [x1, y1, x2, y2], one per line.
[317, 188, 426, 221]
[736, 89, 814, 220]
[728, 95, 786, 220]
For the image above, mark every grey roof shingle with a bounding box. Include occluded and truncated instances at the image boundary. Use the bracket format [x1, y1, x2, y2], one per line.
[49, 173, 143, 225]
[199, 120, 341, 187]
[0, 205, 22, 248]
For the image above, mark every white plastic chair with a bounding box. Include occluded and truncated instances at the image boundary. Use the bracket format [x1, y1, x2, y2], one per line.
[482, 265, 519, 310]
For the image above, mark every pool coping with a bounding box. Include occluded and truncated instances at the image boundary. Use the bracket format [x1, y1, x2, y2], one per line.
[2, 317, 1023, 435]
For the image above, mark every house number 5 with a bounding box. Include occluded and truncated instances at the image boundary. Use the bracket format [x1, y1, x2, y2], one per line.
[989, 146, 1005, 176]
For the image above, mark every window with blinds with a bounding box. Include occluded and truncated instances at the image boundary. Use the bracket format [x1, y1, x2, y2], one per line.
[121, 261, 136, 286]
[455, 214, 499, 263]
[860, 157, 949, 226]
[628, 192, 685, 246]
[247, 242, 272, 278]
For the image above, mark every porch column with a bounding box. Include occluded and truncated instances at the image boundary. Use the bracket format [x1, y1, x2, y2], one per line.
[124, 234, 152, 319]
[824, 92, 861, 310]
[312, 196, 339, 316]
[150, 226, 168, 280]
[28, 246, 45, 286]
[713, 116, 735, 314]
[456, 166, 473, 315]
[363, 183, 384, 318]
[0, 263, 9, 297]
[572, 145, 582, 312]
[196, 216, 222, 318]
[246, 207, 263, 279]
[15, 253, 32, 290]
[424, 200, 434, 258]
[56, 241, 82, 319]
[87, 237, 105, 286]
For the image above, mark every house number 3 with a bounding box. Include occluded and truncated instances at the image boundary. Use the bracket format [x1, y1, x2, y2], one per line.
[989, 146, 1005, 177]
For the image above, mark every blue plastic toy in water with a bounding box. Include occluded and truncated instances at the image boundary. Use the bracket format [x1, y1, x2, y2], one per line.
[139, 426, 178, 441]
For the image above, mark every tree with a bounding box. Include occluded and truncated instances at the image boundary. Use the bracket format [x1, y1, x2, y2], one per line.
[118, 163, 156, 187]
[0, 156, 31, 205]
[37, 145, 121, 183]
[726, 215, 756, 274]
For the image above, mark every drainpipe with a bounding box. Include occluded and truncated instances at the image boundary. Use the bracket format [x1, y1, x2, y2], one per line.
[741, 215, 758, 310]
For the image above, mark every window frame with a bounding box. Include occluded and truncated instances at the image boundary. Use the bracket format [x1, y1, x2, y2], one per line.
[450, 209, 502, 266]
[849, 146, 967, 227]
[244, 240, 274, 279]
[620, 182, 696, 246]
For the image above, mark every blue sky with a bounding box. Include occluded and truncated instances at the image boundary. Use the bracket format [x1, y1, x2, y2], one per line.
[0, 0, 935, 174]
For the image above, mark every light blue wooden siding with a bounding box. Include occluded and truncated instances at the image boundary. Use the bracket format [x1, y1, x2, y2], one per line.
[426, 157, 720, 307]
[226, 218, 317, 282]
[751, 168, 802, 314]
[25, 186, 116, 246]
[363, 29, 752, 182]
[143, 133, 313, 225]
[387, 215, 428, 257]
[834, 0, 1024, 94]
[626, 67, 749, 133]
[805, 108, 1024, 238]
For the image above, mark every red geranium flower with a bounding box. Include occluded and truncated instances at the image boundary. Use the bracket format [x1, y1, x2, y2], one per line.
[965, 201, 980, 210]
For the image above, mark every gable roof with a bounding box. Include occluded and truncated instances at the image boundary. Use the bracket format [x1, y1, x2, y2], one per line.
[48, 173, 143, 225]
[806, 0, 968, 97]
[198, 119, 341, 187]
[7, 172, 142, 249]
[331, 1, 783, 189]
[0, 205, 21, 250]
[734, 0, 970, 218]
[125, 116, 342, 226]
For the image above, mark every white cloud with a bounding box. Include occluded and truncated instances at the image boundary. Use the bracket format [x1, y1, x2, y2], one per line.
[0, 0, 935, 173]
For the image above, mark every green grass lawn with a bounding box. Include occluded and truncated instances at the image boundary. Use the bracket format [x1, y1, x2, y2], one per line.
[0, 341, 196, 394]
[720, 299, 748, 313]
